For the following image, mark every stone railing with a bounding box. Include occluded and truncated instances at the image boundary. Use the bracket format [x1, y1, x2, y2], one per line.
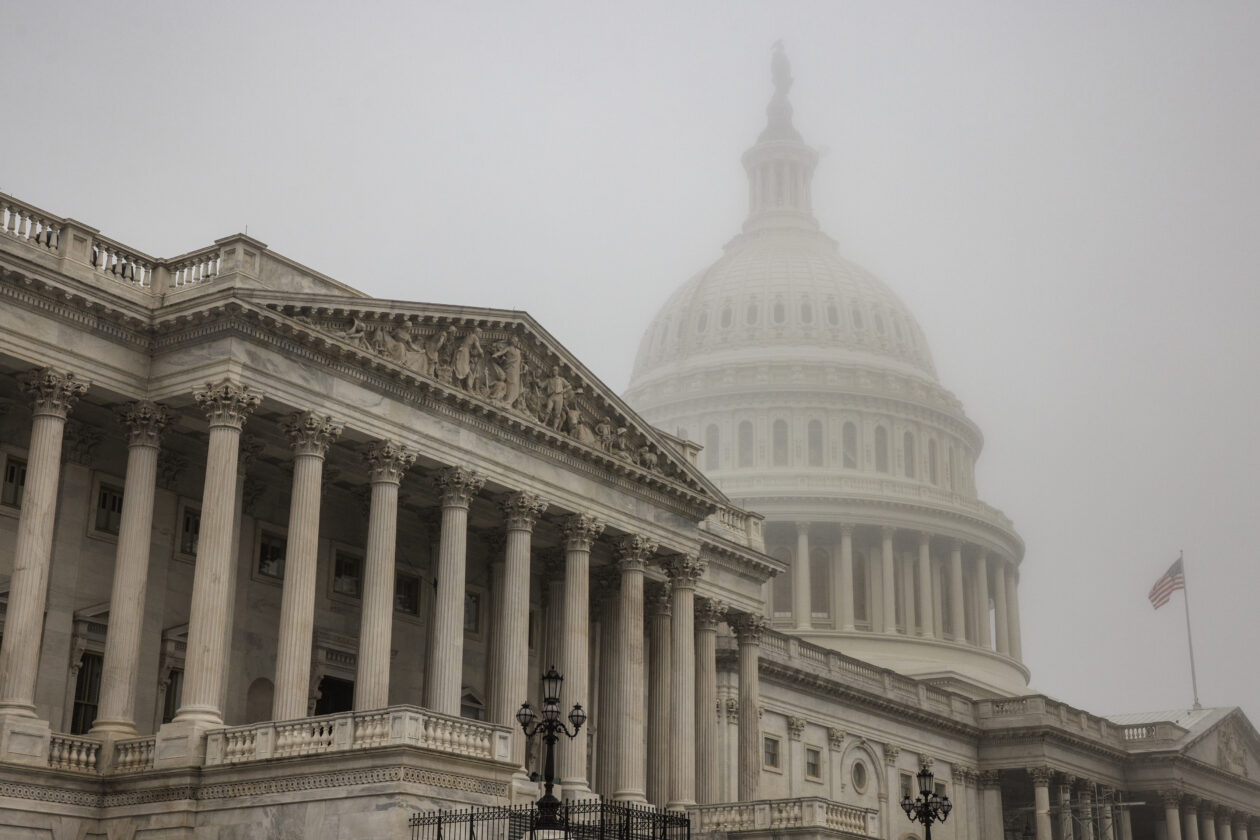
[691, 797, 877, 837]
[168, 245, 222, 288]
[1, 195, 62, 253]
[702, 505, 765, 551]
[205, 705, 513, 767]
[113, 735, 156, 773]
[48, 733, 101, 773]
[973, 696, 1191, 752]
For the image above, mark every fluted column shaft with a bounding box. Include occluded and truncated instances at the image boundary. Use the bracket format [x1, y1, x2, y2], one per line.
[425, 467, 485, 715]
[1201, 807, 1218, 840]
[881, 528, 896, 633]
[666, 555, 704, 810]
[949, 540, 966, 642]
[354, 442, 415, 711]
[838, 526, 855, 631]
[732, 613, 765, 801]
[977, 553, 993, 649]
[0, 369, 87, 718]
[916, 533, 934, 638]
[694, 598, 724, 805]
[1008, 566, 1024, 660]
[492, 493, 546, 767]
[980, 772, 1004, 840]
[793, 523, 811, 629]
[647, 583, 672, 808]
[1031, 769, 1053, 840]
[177, 381, 260, 725]
[1162, 792, 1184, 840]
[92, 402, 168, 735]
[613, 536, 655, 803]
[559, 514, 603, 796]
[594, 579, 618, 796]
[993, 559, 1011, 656]
[1183, 800, 1201, 840]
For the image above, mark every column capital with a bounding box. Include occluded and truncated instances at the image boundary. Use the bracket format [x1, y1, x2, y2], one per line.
[1058, 772, 1076, 788]
[1158, 788, 1183, 807]
[645, 580, 672, 617]
[880, 525, 896, 539]
[1230, 814, 1248, 830]
[919, 752, 935, 770]
[20, 367, 88, 418]
[1182, 794, 1200, 812]
[561, 513, 605, 550]
[951, 537, 964, 552]
[1029, 766, 1053, 785]
[613, 533, 658, 570]
[919, 531, 932, 547]
[1075, 778, 1095, 797]
[194, 379, 261, 429]
[364, 440, 416, 484]
[978, 769, 1001, 788]
[828, 727, 845, 750]
[794, 521, 811, 534]
[117, 400, 169, 448]
[839, 523, 855, 537]
[787, 716, 806, 741]
[724, 697, 740, 723]
[1200, 802, 1217, 818]
[501, 491, 548, 531]
[662, 553, 705, 588]
[729, 611, 767, 645]
[435, 466, 485, 508]
[283, 410, 343, 457]
[884, 743, 901, 765]
[694, 596, 727, 630]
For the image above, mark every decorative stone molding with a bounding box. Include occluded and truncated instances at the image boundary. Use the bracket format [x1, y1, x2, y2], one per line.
[283, 410, 343, 457]
[19, 367, 88, 418]
[364, 440, 416, 484]
[694, 597, 727, 629]
[724, 697, 740, 723]
[978, 770, 1001, 789]
[118, 400, 169, 448]
[194, 379, 261, 429]
[434, 466, 485, 508]
[646, 581, 672, 617]
[787, 716, 806, 740]
[561, 513, 605, 549]
[730, 612, 768, 644]
[242, 477, 267, 512]
[1029, 766, 1053, 785]
[502, 491, 548, 531]
[884, 744, 901, 766]
[613, 533, 658, 570]
[239, 436, 266, 472]
[662, 553, 705, 588]
[918, 752, 934, 770]
[828, 728, 845, 749]
[61, 419, 103, 465]
[157, 451, 188, 491]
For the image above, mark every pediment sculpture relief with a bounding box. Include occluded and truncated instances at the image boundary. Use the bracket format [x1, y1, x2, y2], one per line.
[305, 313, 678, 479]
[1217, 719, 1249, 778]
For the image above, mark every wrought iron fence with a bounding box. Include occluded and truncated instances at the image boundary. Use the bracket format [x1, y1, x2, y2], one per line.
[410, 800, 690, 840]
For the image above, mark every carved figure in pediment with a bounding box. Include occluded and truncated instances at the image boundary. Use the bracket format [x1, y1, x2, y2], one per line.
[489, 338, 525, 408]
[565, 404, 597, 445]
[420, 326, 457, 378]
[637, 445, 658, 471]
[595, 417, 615, 451]
[1219, 720, 1248, 777]
[542, 366, 573, 430]
[372, 326, 416, 366]
[452, 328, 485, 392]
[336, 316, 373, 350]
[611, 427, 634, 461]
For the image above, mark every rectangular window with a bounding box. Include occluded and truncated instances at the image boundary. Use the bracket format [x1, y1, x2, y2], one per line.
[763, 736, 780, 769]
[464, 591, 481, 634]
[179, 505, 201, 558]
[901, 772, 914, 801]
[162, 668, 184, 724]
[333, 550, 363, 598]
[395, 571, 420, 615]
[1, 457, 26, 508]
[71, 652, 103, 735]
[257, 530, 287, 580]
[95, 483, 125, 534]
[805, 747, 822, 779]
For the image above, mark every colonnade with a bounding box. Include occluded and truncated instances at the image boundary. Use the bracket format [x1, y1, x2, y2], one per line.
[0, 369, 768, 807]
[773, 521, 1022, 659]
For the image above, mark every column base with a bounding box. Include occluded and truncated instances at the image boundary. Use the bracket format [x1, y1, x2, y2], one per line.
[612, 790, 649, 805]
[559, 781, 597, 802]
[88, 717, 139, 739]
[511, 770, 541, 804]
[154, 718, 218, 768]
[665, 799, 697, 812]
[0, 714, 50, 767]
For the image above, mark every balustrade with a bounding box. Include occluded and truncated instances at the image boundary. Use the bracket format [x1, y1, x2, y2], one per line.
[48, 734, 101, 773]
[690, 798, 876, 836]
[113, 736, 156, 773]
[91, 238, 154, 287]
[1, 197, 61, 251]
[169, 247, 221, 287]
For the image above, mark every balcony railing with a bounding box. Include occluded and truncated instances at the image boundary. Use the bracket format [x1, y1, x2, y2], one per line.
[690, 797, 877, 837]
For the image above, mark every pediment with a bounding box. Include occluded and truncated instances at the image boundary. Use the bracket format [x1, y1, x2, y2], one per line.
[242, 295, 724, 510]
[1184, 709, 1260, 780]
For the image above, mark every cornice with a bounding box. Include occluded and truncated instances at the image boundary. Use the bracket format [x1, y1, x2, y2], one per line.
[0, 265, 153, 350]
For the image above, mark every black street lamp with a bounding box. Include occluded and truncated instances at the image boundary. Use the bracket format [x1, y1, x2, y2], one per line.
[516, 665, 587, 829]
[901, 767, 952, 840]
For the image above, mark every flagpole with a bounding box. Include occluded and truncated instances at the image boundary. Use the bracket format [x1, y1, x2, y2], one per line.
[1179, 550, 1202, 710]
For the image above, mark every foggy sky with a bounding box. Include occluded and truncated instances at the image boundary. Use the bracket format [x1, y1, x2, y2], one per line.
[5, 1, 1259, 726]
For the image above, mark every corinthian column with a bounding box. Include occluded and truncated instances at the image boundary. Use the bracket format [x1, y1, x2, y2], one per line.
[0, 369, 88, 720]
[1160, 790, 1184, 840]
[612, 534, 655, 803]
[881, 527, 896, 633]
[558, 513, 604, 797]
[646, 581, 672, 808]
[694, 597, 725, 805]
[665, 554, 704, 810]
[730, 611, 766, 801]
[424, 466, 485, 715]
[838, 525, 855, 631]
[91, 401, 168, 736]
[916, 532, 934, 638]
[949, 539, 966, 642]
[793, 523, 811, 630]
[354, 441, 416, 710]
[272, 411, 342, 721]
[1031, 767, 1053, 840]
[175, 380, 260, 727]
[491, 492, 547, 766]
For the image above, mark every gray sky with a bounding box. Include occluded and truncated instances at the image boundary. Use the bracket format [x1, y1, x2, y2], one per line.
[6, 1, 1259, 725]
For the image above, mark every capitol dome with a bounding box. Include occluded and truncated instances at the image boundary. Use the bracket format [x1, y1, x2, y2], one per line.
[624, 46, 1028, 698]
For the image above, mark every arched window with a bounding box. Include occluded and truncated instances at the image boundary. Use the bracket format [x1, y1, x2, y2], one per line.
[704, 425, 720, 471]
[738, 421, 755, 467]
[771, 547, 793, 618]
[801, 301, 813, 324]
[853, 552, 869, 623]
[928, 439, 939, 485]
[852, 308, 864, 330]
[827, 304, 840, 326]
[843, 422, 858, 469]
[746, 302, 759, 325]
[772, 420, 789, 466]
[696, 310, 708, 334]
[810, 548, 831, 618]
[721, 306, 733, 329]
[773, 300, 786, 324]
[875, 313, 885, 335]
[903, 432, 916, 478]
[807, 420, 823, 466]
[875, 426, 889, 473]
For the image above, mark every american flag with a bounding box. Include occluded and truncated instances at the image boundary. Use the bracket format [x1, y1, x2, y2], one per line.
[1148, 557, 1185, 609]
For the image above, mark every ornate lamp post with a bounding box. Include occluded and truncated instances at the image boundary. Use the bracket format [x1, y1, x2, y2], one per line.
[516, 666, 587, 829]
[901, 767, 953, 840]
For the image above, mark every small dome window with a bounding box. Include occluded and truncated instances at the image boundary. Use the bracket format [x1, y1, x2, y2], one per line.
[852, 760, 868, 793]
[696, 310, 709, 334]
[893, 317, 903, 340]
[720, 306, 733, 329]
[852, 308, 864, 329]
[875, 313, 885, 335]
[827, 304, 840, 326]
[773, 301, 786, 324]
[746, 303, 759, 325]
[800, 301, 813, 324]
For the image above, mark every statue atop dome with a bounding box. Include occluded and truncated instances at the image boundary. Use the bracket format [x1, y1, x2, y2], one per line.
[759, 41, 802, 144]
[771, 40, 793, 98]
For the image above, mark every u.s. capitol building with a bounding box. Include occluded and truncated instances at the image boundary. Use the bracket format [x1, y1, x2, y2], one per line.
[0, 50, 1254, 840]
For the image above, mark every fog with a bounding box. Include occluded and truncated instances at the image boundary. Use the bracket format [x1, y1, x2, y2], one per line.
[5, 1, 1259, 725]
